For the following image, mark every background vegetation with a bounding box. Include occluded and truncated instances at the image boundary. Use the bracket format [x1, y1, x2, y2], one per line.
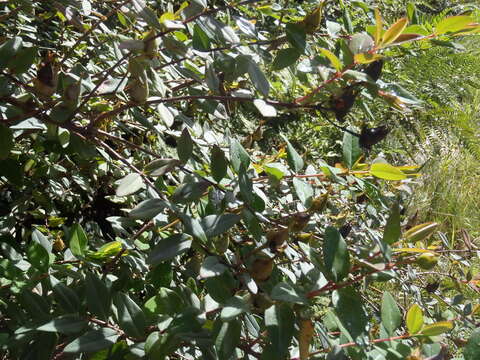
[1, 0, 480, 359]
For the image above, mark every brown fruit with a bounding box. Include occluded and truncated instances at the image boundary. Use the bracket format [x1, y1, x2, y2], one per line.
[288, 212, 311, 232]
[266, 228, 289, 252]
[249, 256, 274, 282]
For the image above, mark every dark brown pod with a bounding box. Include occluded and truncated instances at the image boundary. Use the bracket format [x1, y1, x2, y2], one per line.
[364, 60, 384, 82]
[359, 125, 389, 149]
[330, 86, 358, 122]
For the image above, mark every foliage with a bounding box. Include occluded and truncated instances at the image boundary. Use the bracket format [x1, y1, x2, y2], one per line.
[1, 1, 480, 359]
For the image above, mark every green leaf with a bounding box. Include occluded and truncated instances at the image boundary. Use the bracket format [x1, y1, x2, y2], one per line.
[464, 328, 480, 360]
[200, 256, 228, 278]
[0, 124, 13, 159]
[37, 316, 87, 335]
[380, 18, 408, 47]
[418, 321, 453, 336]
[177, 128, 193, 163]
[342, 130, 361, 168]
[214, 319, 241, 359]
[264, 163, 286, 181]
[132, 0, 162, 30]
[69, 223, 88, 257]
[32, 228, 52, 253]
[220, 295, 250, 321]
[147, 233, 192, 266]
[143, 288, 183, 318]
[205, 271, 236, 303]
[27, 241, 50, 272]
[293, 178, 313, 207]
[253, 99, 277, 117]
[230, 139, 250, 173]
[145, 158, 181, 176]
[178, 213, 208, 243]
[129, 199, 168, 220]
[286, 23, 306, 52]
[116, 173, 144, 197]
[281, 134, 304, 173]
[0, 37, 22, 71]
[382, 201, 401, 245]
[192, 24, 211, 51]
[381, 291, 401, 336]
[271, 282, 308, 304]
[333, 287, 368, 342]
[201, 214, 241, 238]
[370, 163, 407, 181]
[85, 272, 111, 321]
[265, 304, 295, 359]
[171, 181, 210, 203]
[271, 48, 301, 70]
[64, 328, 120, 353]
[323, 227, 350, 282]
[435, 15, 475, 35]
[319, 48, 343, 71]
[248, 59, 270, 96]
[0, 158, 23, 186]
[406, 304, 423, 334]
[211, 145, 228, 182]
[51, 277, 80, 313]
[8, 46, 36, 74]
[113, 292, 147, 338]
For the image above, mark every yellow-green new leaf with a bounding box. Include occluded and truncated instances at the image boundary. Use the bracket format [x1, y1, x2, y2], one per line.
[418, 321, 453, 336]
[406, 304, 423, 334]
[374, 8, 383, 44]
[380, 18, 408, 47]
[404, 222, 438, 243]
[354, 53, 383, 64]
[319, 48, 343, 71]
[370, 163, 407, 180]
[435, 16, 475, 35]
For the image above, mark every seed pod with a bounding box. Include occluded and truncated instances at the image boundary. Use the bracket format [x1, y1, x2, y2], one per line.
[329, 86, 358, 122]
[34, 52, 59, 97]
[359, 125, 389, 149]
[364, 59, 384, 82]
[249, 256, 274, 282]
[288, 212, 311, 232]
[266, 228, 289, 252]
[127, 76, 149, 103]
[297, 5, 324, 34]
[53, 238, 65, 252]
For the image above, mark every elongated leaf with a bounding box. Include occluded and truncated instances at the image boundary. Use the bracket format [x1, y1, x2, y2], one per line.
[406, 304, 423, 334]
[248, 59, 270, 96]
[85, 272, 111, 321]
[116, 173, 144, 196]
[147, 233, 192, 265]
[171, 180, 210, 203]
[129, 199, 168, 220]
[370, 163, 407, 180]
[143, 287, 183, 317]
[211, 145, 228, 182]
[374, 8, 383, 44]
[113, 292, 147, 338]
[380, 18, 408, 47]
[333, 287, 368, 342]
[0, 37, 22, 70]
[404, 222, 438, 243]
[418, 321, 453, 336]
[381, 291, 401, 336]
[132, 0, 162, 30]
[200, 256, 228, 278]
[271, 282, 308, 304]
[319, 48, 343, 71]
[230, 139, 250, 173]
[201, 214, 241, 238]
[382, 201, 401, 244]
[221, 295, 250, 321]
[215, 319, 241, 359]
[281, 134, 304, 173]
[271, 48, 301, 70]
[177, 128, 193, 163]
[37, 316, 87, 334]
[323, 227, 350, 282]
[51, 277, 80, 313]
[64, 328, 119, 353]
[293, 178, 313, 207]
[253, 99, 277, 117]
[265, 304, 295, 359]
[342, 130, 361, 169]
[69, 223, 88, 257]
[178, 213, 207, 243]
[436, 16, 475, 35]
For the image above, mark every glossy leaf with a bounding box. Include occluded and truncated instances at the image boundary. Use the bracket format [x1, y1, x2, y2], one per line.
[69, 223, 88, 257]
[0, 124, 13, 159]
[214, 319, 241, 359]
[177, 128, 193, 163]
[281, 134, 304, 172]
[406, 304, 423, 334]
[201, 213, 241, 238]
[210, 145, 228, 182]
[323, 227, 350, 282]
[319, 48, 343, 71]
[129, 198, 168, 220]
[147, 233, 192, 265]
[435, 16, 475, 35]
[380, 18, 408, 47]
[265, 304, 295, 359]
[37, 316, 87, 334]
[85, 272, 111, 321]
[382, 201, 401, 244]
[342, 130, 361, 169]
[116, 173, 144, 197]
[230, 138, 250, 173]
[404, 222, 438, 243]
[271, 48, 301, 70]
[64, 328, 119, 353]
[113, 292, 147, 338]
[370, 163, 407, 180]
[381, 291, 401, 336]
[418, 321, 453, 336]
